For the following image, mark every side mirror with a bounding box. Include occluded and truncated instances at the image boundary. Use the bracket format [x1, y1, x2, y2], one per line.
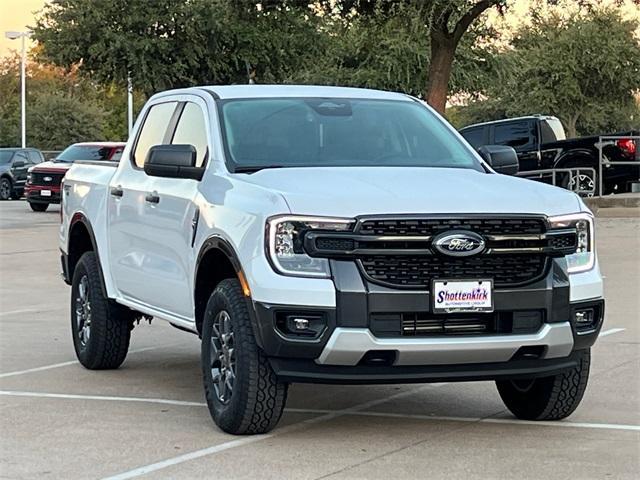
[144, 144, 204, 181]
[13, 160, 26, 168]
[477, 145, 519, 175]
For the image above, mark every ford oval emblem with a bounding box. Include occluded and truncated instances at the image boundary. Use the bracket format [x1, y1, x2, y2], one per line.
[432, 230, 486, 257]
[43, 176, 52, 182]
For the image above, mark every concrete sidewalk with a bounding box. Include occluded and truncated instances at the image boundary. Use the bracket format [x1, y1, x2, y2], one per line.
[584, 192, 640, 216]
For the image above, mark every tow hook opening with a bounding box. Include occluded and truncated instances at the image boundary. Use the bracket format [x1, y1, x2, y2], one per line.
[358, 350, 397, 367]
[511, 345, 546, 361]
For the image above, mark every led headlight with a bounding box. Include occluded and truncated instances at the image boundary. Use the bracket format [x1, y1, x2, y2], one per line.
[267, 215, 354, 277]
[549, 212, 595, 273]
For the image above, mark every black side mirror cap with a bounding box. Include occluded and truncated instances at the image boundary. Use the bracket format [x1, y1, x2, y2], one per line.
[144, 144, 204, 181]
[13, 160, 26, 168]
[477, 145, 519, 175]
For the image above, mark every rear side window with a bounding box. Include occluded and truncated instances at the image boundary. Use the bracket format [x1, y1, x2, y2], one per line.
[111, 148, 124, 161]
[493, 122, 535, 149]
[171, 102, 209, 167]
[460, 127, 485, 149]
[133, 102, 177, 168]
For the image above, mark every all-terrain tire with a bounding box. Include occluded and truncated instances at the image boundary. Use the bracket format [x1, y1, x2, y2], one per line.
[71, 251, 132, 369]
[496, 349, 591, 420]
[29, 202, 48, 212]
[201, 278, 288, 435]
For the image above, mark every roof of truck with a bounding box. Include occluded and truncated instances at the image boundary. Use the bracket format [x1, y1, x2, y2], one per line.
[460, 115, 560, 131]
[156, 85, 414, 101]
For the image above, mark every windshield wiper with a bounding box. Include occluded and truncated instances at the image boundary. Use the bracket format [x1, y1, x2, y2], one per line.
[234, 165, 288, 174]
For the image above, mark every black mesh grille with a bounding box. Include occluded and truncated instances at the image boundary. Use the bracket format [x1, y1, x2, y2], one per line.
[315, 237, 355, 251]
[359, 254, 547, 289]
[30, 172, 65, 186]
[358, 217, 545, 236]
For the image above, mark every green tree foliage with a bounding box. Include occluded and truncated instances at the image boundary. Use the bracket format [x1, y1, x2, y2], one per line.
[457, 8, 640, 137]
[33, 0, 329, 96]
[33, 0, 501, 112]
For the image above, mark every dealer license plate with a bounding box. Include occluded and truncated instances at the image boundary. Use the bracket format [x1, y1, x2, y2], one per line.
[432, 279, 493, 313]
[41, 190, 52, 197]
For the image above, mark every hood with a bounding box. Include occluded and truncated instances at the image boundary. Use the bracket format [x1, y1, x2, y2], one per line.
[235, 167, 582, 217]
[30, 160, 73, 172]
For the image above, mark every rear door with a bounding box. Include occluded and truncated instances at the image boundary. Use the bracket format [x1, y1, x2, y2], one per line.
[107, 100, 179, 310]
[490, 120, 540, 172]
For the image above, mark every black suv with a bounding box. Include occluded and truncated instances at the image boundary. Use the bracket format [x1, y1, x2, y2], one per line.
[460, 115, 639, 194]
[0, 148, 45, 200]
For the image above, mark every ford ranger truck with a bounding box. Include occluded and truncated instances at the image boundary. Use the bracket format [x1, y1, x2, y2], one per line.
[59, 85, 604, 435]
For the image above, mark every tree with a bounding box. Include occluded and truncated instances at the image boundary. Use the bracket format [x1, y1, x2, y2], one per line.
[0, 54, 121, 149]
[459, 8, 640, 137]
[33, 0, 328, 97]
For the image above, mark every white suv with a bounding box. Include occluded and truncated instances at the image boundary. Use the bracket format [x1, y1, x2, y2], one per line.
[59, 85, 604, 434]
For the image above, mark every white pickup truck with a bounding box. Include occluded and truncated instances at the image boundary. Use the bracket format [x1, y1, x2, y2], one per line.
[59, 85, 604, 435]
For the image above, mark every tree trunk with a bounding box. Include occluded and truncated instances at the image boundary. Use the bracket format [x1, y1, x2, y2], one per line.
[425, 34, 455, 115]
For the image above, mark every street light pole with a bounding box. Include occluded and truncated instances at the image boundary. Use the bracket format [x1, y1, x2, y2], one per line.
[5, 30, 31, 148]
[20, 34, 26, 148]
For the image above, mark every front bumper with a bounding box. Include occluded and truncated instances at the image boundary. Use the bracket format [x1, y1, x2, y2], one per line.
[25, 185, 61, 204]
[251, 258, 604, 383]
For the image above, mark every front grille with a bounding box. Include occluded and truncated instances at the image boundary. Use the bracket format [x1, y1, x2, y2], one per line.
[370, 310, 544, 337]
[359, 254, 547, 289]
[358, 217, 545, 236]
[30, 171, 65, 187]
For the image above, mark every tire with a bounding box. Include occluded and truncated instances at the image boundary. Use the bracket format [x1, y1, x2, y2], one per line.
[496, 349, 591, 421]
[71, 251, 132, 369]
[29, 202, 48, 212]
[0, 178, 12, 200]
[201, 278, 288, 435]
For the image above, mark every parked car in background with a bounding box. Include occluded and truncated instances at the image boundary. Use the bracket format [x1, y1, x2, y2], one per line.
[25, 142, 125, 211]
[0, 148, 45, 200]
[459, 115, 639, 195]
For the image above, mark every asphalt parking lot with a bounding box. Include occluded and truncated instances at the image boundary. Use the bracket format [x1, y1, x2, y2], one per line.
[1, 200, 638, 479]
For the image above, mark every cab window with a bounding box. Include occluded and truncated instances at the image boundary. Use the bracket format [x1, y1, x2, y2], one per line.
[171, 102, 209, 167]
[493, 121, 535, 149]
[133, 102, 178, 168]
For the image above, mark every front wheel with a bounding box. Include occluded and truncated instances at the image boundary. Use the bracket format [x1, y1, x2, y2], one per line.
[29, 202, 48, 212]
[201, 278, 288, 435]
[496, 349, 591, 420]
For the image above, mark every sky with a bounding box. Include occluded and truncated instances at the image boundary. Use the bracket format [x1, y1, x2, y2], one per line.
[0, 0, 47, 58]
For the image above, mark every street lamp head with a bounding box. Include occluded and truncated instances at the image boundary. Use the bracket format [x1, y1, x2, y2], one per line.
[5, 31, 32, 40]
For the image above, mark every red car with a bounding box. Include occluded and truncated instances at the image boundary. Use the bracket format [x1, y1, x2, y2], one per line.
[25, 142, 125, 211]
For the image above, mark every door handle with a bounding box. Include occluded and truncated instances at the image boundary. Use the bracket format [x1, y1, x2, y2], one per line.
[145, 192, 160, 204]
[110, 186, 124, 198]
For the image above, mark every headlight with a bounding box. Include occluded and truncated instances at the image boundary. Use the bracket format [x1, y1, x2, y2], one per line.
[266, 215, 354, 277]
[549, 213, 595, 273]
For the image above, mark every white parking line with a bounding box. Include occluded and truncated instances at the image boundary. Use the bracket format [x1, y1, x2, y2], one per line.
[1, 386, 638, 480]
[0, 344, 173, 379]
[599, 327, 626, 337]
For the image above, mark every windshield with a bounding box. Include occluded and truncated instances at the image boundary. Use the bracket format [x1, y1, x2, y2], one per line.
[55, 145, 114, 163]
[0, 151, 15, 164]
[219, 98, 482, 172]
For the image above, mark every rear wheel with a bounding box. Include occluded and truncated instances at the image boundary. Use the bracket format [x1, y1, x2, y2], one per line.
[0, 178, 12, 200]
[71, 251, 132, 369]
[496, 349, 591, 420]
[201, 278, 288, 434]
[29, 202, 48, 212]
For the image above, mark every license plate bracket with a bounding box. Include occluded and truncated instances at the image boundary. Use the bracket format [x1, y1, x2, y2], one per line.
[432, 279, 494, 313]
